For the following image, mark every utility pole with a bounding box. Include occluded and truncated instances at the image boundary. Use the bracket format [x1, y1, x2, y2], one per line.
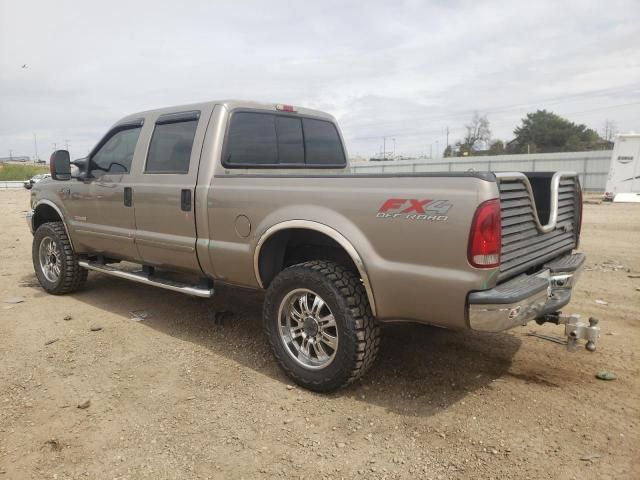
[446, 127, 449, 149]
[383, 136, 386, 160]
[33, 133, 39, 163]
[64, 139, 70, 152]
[53, 143, 57, 153]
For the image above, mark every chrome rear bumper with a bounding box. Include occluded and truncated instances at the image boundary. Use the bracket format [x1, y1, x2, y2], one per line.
[468, 253, 585, 332]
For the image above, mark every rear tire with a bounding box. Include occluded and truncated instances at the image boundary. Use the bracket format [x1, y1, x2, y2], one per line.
[32, 222, 87, 294]
[263, 260, 380, 392]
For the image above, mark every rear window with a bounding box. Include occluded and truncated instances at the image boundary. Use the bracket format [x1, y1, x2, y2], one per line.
[302, 118, 345, 166]
[224, 112, 345, 167]
[275, 116, 304, 165]
[146, 119, 198, 174]
[225, 112, 278, 165]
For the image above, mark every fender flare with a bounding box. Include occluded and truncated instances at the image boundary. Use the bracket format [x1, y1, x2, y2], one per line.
[33, 200, 75, 250]
[253, 220, 377, 316]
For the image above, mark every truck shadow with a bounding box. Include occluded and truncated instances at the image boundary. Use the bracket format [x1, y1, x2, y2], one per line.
[32, 273, 523, 417]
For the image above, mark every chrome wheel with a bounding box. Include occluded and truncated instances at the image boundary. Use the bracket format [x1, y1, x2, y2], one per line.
[278, 288, 339, 370]
[38, 236, 61, 283]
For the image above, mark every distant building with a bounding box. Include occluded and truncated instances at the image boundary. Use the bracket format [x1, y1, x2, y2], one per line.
[0, 156, 31, 163]
[348, 155, 369, 164]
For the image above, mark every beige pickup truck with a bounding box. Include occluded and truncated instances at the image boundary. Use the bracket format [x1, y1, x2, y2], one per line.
[27, 100, 598, 391]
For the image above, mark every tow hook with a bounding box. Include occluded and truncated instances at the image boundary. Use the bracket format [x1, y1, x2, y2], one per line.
[532, 313, 601, 352]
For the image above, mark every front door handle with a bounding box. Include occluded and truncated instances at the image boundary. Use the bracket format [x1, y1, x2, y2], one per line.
[124, 187, 132, 207]
[181, 189, 192, 212]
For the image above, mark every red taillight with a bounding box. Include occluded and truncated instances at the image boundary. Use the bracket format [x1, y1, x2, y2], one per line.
[468, 199, 501, 268]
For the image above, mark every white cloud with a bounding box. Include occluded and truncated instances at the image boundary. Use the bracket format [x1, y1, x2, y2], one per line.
[1, 0, 639, 159]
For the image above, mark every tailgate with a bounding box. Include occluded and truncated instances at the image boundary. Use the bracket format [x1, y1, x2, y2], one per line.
[497, 172, 581, 282]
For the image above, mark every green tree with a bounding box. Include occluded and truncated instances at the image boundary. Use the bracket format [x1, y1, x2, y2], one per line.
[488, 140, 505, 155]
[511, 110, 602, 153]
[455, 141, 471, 157]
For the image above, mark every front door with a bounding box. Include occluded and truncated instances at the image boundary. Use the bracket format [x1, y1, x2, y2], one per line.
[129, 109, 211, 274]
[66, 122, 143, 261]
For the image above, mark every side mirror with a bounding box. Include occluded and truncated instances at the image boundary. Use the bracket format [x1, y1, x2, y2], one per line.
[50, 150, 71, 181]
[71, 157, 87, 169]
[70, 157, 89, 180]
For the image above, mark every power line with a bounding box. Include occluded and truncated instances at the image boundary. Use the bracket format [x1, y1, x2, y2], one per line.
[552, 100, 640, 117]
[346, 82, 640, 137]
[466, 83, 640, 115]
[349, 100, 640, 141]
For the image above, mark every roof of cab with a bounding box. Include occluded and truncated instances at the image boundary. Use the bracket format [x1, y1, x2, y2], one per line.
[116, 100, 335, 126]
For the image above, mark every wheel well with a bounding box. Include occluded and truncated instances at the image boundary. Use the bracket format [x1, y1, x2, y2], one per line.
[258, 228, 359, 288]
[33, 204, 62, 231]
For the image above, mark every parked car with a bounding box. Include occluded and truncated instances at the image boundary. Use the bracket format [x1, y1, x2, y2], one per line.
[26, 100, 594, 391]
[23, 173, 50, 189]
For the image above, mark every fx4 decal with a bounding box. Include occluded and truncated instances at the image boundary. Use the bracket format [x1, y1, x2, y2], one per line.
[376, 198, 452, 222]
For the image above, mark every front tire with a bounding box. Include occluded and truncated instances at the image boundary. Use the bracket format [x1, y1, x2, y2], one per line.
[32, 222, 87, 294]
[263, 260, 380, 392]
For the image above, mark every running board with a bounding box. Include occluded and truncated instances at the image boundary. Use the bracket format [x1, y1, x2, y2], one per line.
[78, 260, 214, 298]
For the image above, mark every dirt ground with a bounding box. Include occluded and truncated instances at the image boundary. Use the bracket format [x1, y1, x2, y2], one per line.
[0, 189, 638, 480]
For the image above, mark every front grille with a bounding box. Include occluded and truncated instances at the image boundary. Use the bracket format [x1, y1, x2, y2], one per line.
[498, 176, 578, 281]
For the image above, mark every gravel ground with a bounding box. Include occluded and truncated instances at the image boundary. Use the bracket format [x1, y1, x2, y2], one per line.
[1, 189, 639, 479]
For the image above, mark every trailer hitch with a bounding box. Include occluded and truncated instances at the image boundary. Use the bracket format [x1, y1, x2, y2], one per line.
[533, 313, 600, 352]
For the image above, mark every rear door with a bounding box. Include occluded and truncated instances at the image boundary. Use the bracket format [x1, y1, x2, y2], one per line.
[130, 108, 212, 274]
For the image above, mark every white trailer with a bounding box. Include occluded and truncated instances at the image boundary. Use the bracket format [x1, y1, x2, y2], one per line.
[604, 133, 640, 202]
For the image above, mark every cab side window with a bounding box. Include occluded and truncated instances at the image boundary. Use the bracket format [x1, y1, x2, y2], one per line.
[145, 113, 199, 174]
[90, 127, 141, 177]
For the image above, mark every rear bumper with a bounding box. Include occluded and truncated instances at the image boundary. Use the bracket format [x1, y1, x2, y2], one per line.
[467, 253, 585, 332]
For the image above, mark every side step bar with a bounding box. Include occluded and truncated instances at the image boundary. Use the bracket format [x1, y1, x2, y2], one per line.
[78, 260, 214, 298]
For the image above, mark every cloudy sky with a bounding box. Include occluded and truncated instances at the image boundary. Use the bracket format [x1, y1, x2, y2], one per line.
[1, 0, 639, 160]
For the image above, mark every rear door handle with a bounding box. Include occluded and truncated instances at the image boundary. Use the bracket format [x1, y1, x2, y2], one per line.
[124, 187, 132, 207]
[181, 189, 192, 212]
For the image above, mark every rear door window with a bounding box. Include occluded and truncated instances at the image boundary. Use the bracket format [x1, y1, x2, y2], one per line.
[146, 115, 199, 174]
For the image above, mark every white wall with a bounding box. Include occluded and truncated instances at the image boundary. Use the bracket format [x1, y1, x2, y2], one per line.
[350, 150, 612, 191]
